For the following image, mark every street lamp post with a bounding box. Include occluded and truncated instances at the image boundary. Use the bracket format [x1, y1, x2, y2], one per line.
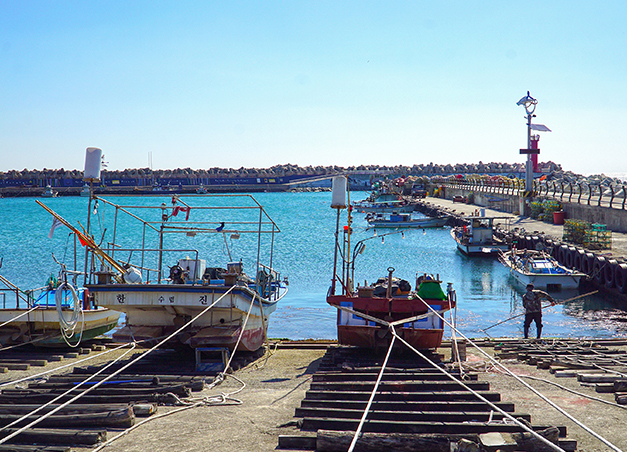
[516, 91, 537, 202]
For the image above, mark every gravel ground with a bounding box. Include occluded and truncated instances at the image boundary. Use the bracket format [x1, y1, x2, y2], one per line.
[1, 342, 627, 452]
[462, 343, 627, 452]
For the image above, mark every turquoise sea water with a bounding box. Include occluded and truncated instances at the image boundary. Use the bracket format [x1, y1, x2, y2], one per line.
[1, 192, 627, 341]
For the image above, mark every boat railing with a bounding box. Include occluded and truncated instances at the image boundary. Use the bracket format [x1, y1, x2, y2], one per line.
[94, 247, 199, 285]
[0, 275, 37, 309]
[256, 263, 287, 301]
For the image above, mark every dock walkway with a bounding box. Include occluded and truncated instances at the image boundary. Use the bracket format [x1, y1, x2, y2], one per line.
[420, 196, 627, 260]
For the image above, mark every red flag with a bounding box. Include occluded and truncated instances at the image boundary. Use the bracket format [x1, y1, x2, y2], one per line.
[172, 206, 191, 220]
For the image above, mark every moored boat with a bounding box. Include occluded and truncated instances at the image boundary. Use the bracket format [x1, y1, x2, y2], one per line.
[327, 176, 456, 350]
[367, 212, 448, 229]
[0, 271, 120, 348]
[41, 185, 58, 198]
[498, 249, 585, 290]
[38, 192, 288, 352]
[451, 217, 510, 255]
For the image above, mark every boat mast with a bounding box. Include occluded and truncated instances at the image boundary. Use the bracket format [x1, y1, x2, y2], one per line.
[330, 176, 347, 296]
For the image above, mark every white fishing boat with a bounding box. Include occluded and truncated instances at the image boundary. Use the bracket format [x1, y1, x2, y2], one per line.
[498, 249, 585, 290]
[367, 212, 448, 229]
[41, 185, 58, 198]
[0, 270, 120, 348]
[79, 184, 91, 197]
[451, 217, 510, 255]
[39, 193, 288, 352]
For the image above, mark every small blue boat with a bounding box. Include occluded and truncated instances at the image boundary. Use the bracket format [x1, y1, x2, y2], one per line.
[367, 212, 448, 229]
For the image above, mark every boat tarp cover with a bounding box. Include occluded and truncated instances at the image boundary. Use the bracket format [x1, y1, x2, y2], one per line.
[417, 281, 447, 301]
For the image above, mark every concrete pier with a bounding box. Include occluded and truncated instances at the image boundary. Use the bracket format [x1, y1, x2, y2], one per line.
[416, 196, 627, 300]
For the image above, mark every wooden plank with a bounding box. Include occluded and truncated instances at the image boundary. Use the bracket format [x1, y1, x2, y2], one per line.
[308, 380, 490, 392]
[0, 403, 155, 417]
[595, 383, 616, 393]
[300, 417, 567, 437]
[0, 407, 134, 428]
[0, 445, 70, 452]
[0, 362, 30, 371]
[577, 373, 619, 383]
[316, 430, 466, 452]
[0, 427, 106, 446]
[294, 407, 532, 423]
[3, 383, 191, 397]
[278, 434, 317, 449]
[305, 390, 502, 402]
[300, 399, 516, 413]
[311, 372, 477, 382]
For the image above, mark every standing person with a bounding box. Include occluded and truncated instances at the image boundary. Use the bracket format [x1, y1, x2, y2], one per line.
[522, 283, 555, 339]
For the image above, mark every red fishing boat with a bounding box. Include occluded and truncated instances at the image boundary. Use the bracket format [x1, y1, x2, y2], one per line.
[326, 176, 456, 350]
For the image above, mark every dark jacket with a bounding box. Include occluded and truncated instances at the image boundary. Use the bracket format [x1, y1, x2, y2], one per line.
[522, 289, 553, 313]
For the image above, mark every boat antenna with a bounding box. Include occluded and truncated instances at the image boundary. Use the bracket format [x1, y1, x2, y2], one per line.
[330, 175, 348, 295]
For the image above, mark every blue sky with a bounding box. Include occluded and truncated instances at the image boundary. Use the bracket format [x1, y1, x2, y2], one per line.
[1, 1, 626, 174]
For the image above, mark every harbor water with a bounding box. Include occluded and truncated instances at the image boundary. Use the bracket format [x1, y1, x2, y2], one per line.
[1, 192, 627, 341]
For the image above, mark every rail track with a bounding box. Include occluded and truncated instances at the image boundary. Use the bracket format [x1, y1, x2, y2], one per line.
[2, 338, 627, 451]
[278, 344, 579, 452]
[0, 340, 263, 451]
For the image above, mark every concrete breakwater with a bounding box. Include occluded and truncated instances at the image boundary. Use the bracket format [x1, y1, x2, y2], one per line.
[0, 161, 556, 197]
[413, 198, 627, 302]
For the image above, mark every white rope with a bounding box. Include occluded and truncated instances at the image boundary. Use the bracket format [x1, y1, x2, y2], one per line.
[54, 282, 86, 347]
[507, 373, 627, 411]
[92, 289, 259, 451]
[0, 286, 236, 446]
[329, 294, 617, 452]
[0, 342, 138, 389]
[389, 325, 566, 452]
[0, 343, 138, 437]
[347, 333, 396, 452]
[0, 306, 40, 329]
[417, 298, 625, 452]
[92, 373, 246, 452]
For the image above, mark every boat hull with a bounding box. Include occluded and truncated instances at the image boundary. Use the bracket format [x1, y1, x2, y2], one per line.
[89, 283, 277, 352]
[337, 324, 444, 349]
[510, 271, 582, 290]
[327, 294, 453, 350]
[499, 251, 585, 290]
[368, 217, 447, 229]
[0, 307, 120, 347]
[451, 226, 509, 255]
[455, 241, 510, 255]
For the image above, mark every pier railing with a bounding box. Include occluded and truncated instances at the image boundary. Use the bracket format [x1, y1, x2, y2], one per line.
[433, 177, 627, 211]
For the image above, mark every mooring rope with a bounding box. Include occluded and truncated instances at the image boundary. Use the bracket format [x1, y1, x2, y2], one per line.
[332, 294, 624, 452]
[496, 371, 627, 411]
[54, 281, 86, 347]
[0, 306, 40, 329]
[0, 343, 138, 437]
[92, 372, 247, 452]
[347, 332, 396, 452]
[92, 289, 260, 451]
[418, 299, 625, 452]
[389, 326, 567, 452]
[0, 286, 237, 446]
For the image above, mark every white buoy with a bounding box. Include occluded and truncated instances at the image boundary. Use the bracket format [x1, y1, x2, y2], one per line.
[83, 147, 102, 181]
[331, 176, 347, 209]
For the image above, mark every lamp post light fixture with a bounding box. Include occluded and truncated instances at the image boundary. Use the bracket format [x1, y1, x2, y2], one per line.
[517, 91, 538, 200]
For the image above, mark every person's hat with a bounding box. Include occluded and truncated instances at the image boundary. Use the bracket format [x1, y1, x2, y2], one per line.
[526, 283, 534, 289]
